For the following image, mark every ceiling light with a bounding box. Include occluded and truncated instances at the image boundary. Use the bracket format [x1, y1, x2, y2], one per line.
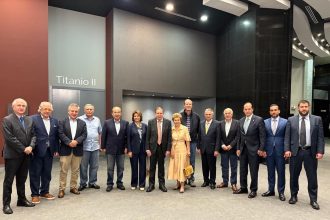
[200, 15, 208, 22]
[317, 33, 322, 37]
[326, 44, 329, 47]
[321, 39, 325, 42]
[293, 37, 297, 41]
[242, 20, 250, 26]
[166, 3, 174, 11]
[298, 42, 302, 45]
[304, 47, 307, 49]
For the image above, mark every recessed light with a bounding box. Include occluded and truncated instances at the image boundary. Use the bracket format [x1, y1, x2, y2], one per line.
[165, 3, 174, 11]
[320, 39, 325, 42]
[298, 42, 301, 45]
[317, 33, 322, 37]
[200, 15, 208, 22]
[242, 20, 250, 26]
[293, 38, 297, 41]
[304, 47, 307, 49]
[326, 44, 329, 47]
[152, 94, 155, 97]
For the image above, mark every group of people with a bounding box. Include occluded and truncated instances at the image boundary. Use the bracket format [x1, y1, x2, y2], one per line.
[1, 98, 325, 215]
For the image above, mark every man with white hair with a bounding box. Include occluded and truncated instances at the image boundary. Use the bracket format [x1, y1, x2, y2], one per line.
[2, 98, 36, 214]
[29, 102, 59, 204]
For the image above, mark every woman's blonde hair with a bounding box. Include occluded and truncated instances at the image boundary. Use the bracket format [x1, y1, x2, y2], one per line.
[172, 113, 182, 121]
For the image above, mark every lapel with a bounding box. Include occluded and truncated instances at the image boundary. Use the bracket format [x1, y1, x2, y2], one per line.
[202, 121, 206, 136]
[274, 117, 283, 135]
[15, 114, 26, 134]
[294, 115, 299, 136]
[221, 121, 226, 137]
[65, 118, 73, 139]
[309, 115, 315, 137]
[37, 114, 49, 136]
[206, 120, 213, 135]
[49, 117, 57, 135]
[245, 115, 255, 134]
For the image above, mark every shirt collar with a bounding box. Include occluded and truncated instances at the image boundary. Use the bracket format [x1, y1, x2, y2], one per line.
[206, 119, 212, 124]
[41, 114, 50, 120]
[225, 119, 232, 123]
[299, 114, 309, 120]
[83, 114, 94, 120]
[271, 116, 279, 121]
[246, 114, 253, 120]
[114, 119, 121, 123]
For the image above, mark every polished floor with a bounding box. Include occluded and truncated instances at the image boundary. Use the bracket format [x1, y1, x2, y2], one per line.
[1, 142, 330, 219]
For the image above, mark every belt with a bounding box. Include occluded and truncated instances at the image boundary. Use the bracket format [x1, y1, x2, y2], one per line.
[299, 146, 311, 150]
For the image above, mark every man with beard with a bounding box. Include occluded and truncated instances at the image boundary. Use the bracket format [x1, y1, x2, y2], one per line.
[284, 100, 325, 210]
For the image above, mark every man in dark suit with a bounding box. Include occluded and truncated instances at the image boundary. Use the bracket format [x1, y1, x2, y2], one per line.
[2, 98, 36, 214]
[262, 104, 287, 201]
[234, 102, 266, 198]
[101, 106, 129, 192]
[29, 101, 59, 204]
[180, 99, 200, 187]
[216, 108, 239, 192]
[58, 103, 87, 198]
[197, 108, 220, 190]
[284, 100, 325, 210]
[146, 106, 172, 192]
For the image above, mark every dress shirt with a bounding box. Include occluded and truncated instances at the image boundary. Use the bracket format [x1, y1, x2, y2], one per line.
[271, 116, 279, 135]
[79, 114, 102, 151]
[114, 119, 121, 135]
[299, 114, 311, 146]
[69, 117, 77, 139]
[42, 115, 51, 135]
[225, 119, 232, 137]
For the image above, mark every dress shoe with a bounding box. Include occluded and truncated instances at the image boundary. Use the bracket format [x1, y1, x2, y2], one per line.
[188, 180, 196, 187]
[146, 185, 155, 192]
[17, 199, 35, 207]
[201, 182, 209, 187]
[289, 196, 297, 204]
[31, 196, 40, 204]
[261, 191, 275, 197]
[233, 188, 248, 194]
[58, 190, 65, 198]
[231, 184, 238, 192]
[117, 185, 126, 190]
[216, 182, 228, 188]
[3, 205, 13, 214]
[159, 184, 167, 192]
[78, 185, 87, 191]
[40, 193, 55, 200]
[279, 193, 286, 201]
[210, 184, 216, 190]
[248, 191, 257, 198]
[106, 185, 113, 192]
[89, 184, 100, 189]
[70, 188, 80, 195]
[310, 201, 320, 210]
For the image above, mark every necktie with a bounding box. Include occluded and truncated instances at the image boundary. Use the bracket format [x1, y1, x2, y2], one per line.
[272, 119, 277, 135]
[205, 122, 210, 134]
[19, 116, 25, 129]
[243, 117, 250, 133]
[157, 120, 162, 145]
[300, 117, 306, 147]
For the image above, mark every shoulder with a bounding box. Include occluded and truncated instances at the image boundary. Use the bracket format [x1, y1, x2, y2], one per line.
[279, 117, 287, 123]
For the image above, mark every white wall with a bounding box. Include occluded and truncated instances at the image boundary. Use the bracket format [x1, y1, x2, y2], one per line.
[290, 57, 304, 115]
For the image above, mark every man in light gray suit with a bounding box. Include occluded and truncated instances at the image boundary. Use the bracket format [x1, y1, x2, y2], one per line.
[284, 100, 325, 210]
[2, 98, 36, 214]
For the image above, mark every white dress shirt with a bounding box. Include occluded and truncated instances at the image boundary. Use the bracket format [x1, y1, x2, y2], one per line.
[114, 119, 121, 135]
[69, 118, 77, 139]
[42, 116, 51, 135]
[299, 114, 311, 146]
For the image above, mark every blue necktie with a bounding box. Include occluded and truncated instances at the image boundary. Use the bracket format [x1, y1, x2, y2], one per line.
[19, 116, 25, 129]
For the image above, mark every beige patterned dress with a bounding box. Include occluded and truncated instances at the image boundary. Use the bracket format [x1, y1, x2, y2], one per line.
[167, 125, 191, 182]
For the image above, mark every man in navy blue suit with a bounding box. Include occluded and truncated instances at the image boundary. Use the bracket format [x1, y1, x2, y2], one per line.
[29, 102, 59, 204]
[262, 104, 287, 201]
[285, 100, 325, 210]
[101, 106, 129, 192]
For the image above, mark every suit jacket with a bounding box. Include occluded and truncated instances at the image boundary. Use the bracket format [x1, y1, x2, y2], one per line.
[101, 119, 129, 155]
[2, 113, 36, 159]
[180, 110, 200, 142]
[264, 117, 287, 157]
[239, 114, 266, 153]
[31, 114, 60, 157]
[145, 118, 172, 154]
[217, 119, 240, 153]
[284, 114, 325, 157]
[58, 117, 87, 156]
[198, 120, 220, 154]
[127, 122, 147, 154]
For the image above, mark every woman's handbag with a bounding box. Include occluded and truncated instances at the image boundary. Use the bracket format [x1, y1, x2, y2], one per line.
[183, 157, 194, 177]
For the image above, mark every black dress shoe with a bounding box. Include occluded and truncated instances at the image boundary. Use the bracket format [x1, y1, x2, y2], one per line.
[233, 188, 248, 194]
[146, 185, 155, 192]
[117, 185, 126, 190]
[78, 185, 87, 191]
[210, 184, 216, 190]
[189, 180, 196, 187]
[289, 196, 297, 204]
[310, 201, 320, 210]
[248, 191, 257, 198]
[159, 184, 167, 192]
[3, 205, 13, 214]
[201, 182, 209, 187]
[279, 193, 286, 201]
[262, 191, 275, 197]
[89, 184, 100, 189]
[106, 185, 113, 192]
[17, 199, 35, 207]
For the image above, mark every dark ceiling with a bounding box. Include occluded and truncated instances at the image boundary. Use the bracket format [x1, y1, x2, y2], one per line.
[48, 0, 236, 34]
